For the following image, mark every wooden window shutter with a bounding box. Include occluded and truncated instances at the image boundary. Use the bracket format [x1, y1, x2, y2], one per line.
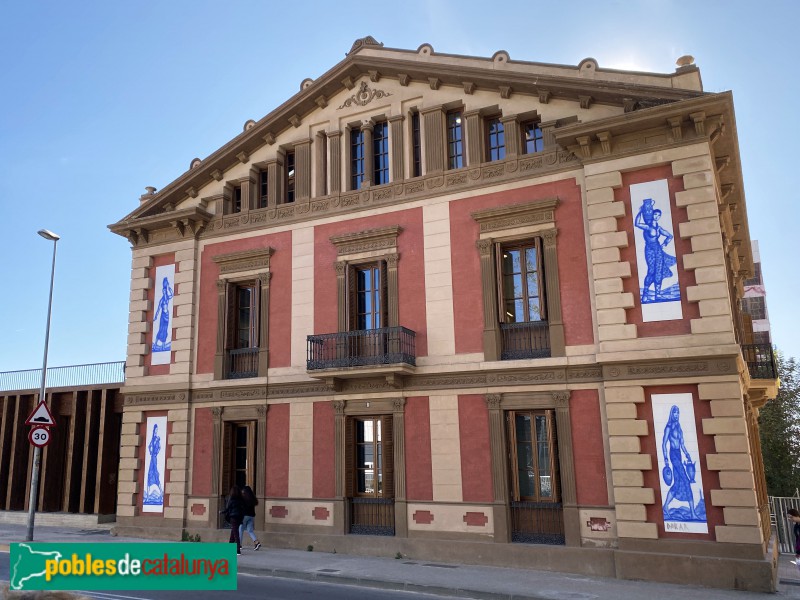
[535, 238, 547, 322]
[547, 409, 560, 502]
[506, 410, 520, 501]
[252, 281, 261, 348]
[381, 414, 394, 498]
[379, 260, 388, 329]
[220, 422, 233, 493]
[225, 283, 236, 350]
[347, 264, 357, 332]
[495, 242, 506, 323]
[344, 418, 355, 497]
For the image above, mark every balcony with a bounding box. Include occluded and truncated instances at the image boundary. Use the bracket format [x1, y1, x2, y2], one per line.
[500, 321, 551, 360]
[306, 327, 416, 378]
[742, 343, 777, 380]
[226, 347, 259, 379]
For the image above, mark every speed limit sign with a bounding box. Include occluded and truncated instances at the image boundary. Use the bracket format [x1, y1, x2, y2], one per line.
[28, 426, 51, 448]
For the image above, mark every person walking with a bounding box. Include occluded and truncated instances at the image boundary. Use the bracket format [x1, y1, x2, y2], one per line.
[222, 485, 245, 555]
[788, 508, 800, 566]
[240, 485, 262, 551]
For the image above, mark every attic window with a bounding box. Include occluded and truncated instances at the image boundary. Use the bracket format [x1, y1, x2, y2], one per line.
[233, 186, 243, 213]
[285, 152, 295, 203]
[523, 121, 544, 154]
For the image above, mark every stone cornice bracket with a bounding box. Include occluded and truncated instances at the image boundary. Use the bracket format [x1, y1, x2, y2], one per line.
[579, 95, 593, 109]
[330, 225, 402, 256]
[332, 400, 346, 415]
[689, 111, 706, 135]
[263, 132, 276, 145]
[236, 151, 249, 164]
[428, 77, 441, 90]
[212, 247, 274, 275]
[289, 114, 302, 128]
[551, 391, 570, 406]
[715, 155, 730, 174]
[342, 76, 355, 90]
[338, 81, 392, 109]
[576, 136, 592, 159]
[185, 186, 198, 199]
[538, 90, 552, 104]
[315, 96, 328, 109]
[398, 73, 410, 86]
[368, 70, 381, 82]
[623, 98, 638, 113]
[471, 197, 559, 234]
[210, 169, 223, 181]
[596, 131, 613, 155]
[720, 183, 735, 203]
[667, 116, 683, 140]
[499, 85, 512, 99]
[463, 81, 476, 95]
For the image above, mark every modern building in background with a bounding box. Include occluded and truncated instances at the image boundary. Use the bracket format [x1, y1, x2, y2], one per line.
[103, 38, 779, 591]
[741, 240, 773, 345]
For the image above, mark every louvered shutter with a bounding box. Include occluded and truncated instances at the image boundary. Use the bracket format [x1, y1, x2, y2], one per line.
[495, 242, 506, 323]
[344, 418, 355, 498]
[220, 423, 233, 494]
[547, 410, 560, 503]
[225, 283, 236, 350]
[379, 260, 388, 329]
[381, 415, 394, 499]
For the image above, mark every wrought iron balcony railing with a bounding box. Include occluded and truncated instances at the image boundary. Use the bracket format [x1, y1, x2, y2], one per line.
[307, 327, 416, 371]
[741, 343, 777, 380]
[500, 321, 551, 360]
[226, 347, 259, 379]
[0, 361, 125, 392]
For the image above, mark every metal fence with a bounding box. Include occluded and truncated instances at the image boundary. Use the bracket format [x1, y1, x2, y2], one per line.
[500, 321, 551, 360]
[0, 361, 125, 392]
[770, 495, 800, 554]
[307, 327, 416, 370]
[742, 343, 778, 380]
[227, 348, 259, 379]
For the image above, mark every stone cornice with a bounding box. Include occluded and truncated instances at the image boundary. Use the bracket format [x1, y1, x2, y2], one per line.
[330, 225, 402, 256]
[212, 247, 273, 274]
[111, 43, 703, 231]
[109, 206, 212, 246]
[471, 197, 558, 233]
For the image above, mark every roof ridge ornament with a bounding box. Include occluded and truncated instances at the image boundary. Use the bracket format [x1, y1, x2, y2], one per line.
[348, 36, 383, 55]
[337, 80, 392, 110]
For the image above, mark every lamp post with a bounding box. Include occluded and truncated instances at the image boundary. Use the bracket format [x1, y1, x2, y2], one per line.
[26, 229, 60, 542]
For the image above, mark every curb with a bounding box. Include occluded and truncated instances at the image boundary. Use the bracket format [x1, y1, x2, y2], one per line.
[238, 564, 552, 600]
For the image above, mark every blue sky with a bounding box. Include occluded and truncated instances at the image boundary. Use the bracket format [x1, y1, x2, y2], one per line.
[1, 1, 798, 372]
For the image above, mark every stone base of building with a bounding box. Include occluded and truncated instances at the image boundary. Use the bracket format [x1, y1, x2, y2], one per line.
[118, 520, 777, 592]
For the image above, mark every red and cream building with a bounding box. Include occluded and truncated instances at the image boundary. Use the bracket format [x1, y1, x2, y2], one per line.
[110, 38, 779, 591]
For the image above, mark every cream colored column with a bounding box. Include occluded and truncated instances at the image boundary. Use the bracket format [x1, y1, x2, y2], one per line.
[291, 227, 315, 368]
[429, 395, 463, 502]
[171, 241, 198, 376]
[673, 155, 736, 340]
[116, 409, 143, 518]
[422, 203, 456, 357]
[606, 386, 657, 539]
[584, 171, 636, 343]
[288, 402, 313, 498]
[165, 407, 190, 519]
[127, 254, 153, 379]
[700, 381, 762, 544]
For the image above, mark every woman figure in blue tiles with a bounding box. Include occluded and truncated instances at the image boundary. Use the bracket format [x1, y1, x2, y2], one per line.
[153, 276, 173, 351]
[635, 200, 676, 303]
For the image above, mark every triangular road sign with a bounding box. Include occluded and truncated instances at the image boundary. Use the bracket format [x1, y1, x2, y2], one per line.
[25, 401, 56, 427]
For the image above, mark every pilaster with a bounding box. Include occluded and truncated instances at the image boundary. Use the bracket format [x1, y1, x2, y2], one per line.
[421, 106, 445, 173]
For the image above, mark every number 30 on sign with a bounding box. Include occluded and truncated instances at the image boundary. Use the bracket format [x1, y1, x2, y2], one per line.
[28, 426, 51, 447]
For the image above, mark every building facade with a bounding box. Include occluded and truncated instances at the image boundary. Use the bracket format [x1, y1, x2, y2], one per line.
[110, 38, 779, 591]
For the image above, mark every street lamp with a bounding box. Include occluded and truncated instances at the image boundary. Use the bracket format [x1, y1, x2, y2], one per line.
[26, 229, 60, 541]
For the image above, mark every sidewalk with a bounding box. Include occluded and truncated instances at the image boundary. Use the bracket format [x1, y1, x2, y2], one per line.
[0, 523, 798, 599]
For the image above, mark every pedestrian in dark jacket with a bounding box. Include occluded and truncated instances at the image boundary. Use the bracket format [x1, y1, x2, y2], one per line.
[240, 485, 261, 550]
[223, 485, 245, 554]
[789, 508, 800, 562]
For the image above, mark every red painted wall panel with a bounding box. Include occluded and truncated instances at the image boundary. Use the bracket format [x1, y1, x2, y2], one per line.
[449, 180, 593, 354]
[147, 254, 176, 375]
[313, 208, 428, 356]
[569, 389, 608, 506]
[196, 231, 293, 373]
[266, 403, 290, 498]
[191, 408, 213, 496]
[404, 396, 433, 501]
[312, 402, 335, 498]
[617, 166, 699, 336]
[639, 385, 723, 540]
[458, 395, 493, 503]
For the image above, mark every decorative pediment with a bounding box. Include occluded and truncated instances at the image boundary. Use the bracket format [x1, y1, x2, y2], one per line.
[212, 247, 273, 274]
[109, 206, 212, 247]
[330, 225, 402, 256]
[471, 198, 559, 234]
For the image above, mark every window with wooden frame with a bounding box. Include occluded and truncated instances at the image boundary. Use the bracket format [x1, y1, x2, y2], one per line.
[498, 239, 546, 324]
[410, 112, 422, 177]
[221, 421, 256, 492]
[447, 110, 464, 169]
[285, 151, 296, 203]
[258, 170, 268, 208]
[373, 121, 389, 185]
[486, 117, 506, 162]
[223, 280, 261, 379]
[345, 415, 394, 498]
[348, 262, 387, 331]
[522, 121, 544, 154]
[507, 409, 560, 503]
[351, 129, 365, 190]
